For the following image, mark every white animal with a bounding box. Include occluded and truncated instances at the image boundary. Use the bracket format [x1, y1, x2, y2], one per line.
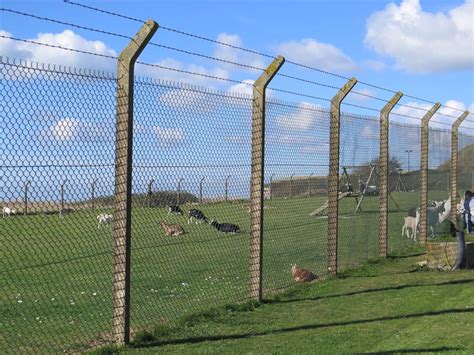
[415, 202, 446, 238]
[437, 196, 451, 224]
[402, 216, 418, 240]
[2, 207, 16, 218]
[97, 213, 113, 229]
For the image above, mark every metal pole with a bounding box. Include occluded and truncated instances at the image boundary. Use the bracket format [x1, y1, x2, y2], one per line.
[177, 178, 184, 206]
[199, 177, 205, 204]
[24, 180, 30, 216]
[60, 179, 68, 214]
[308, 173, 314, 198]
[327, 78, 357, 275]
[405, 149, 413, 172]
[419, 103, 441, 245]
[450, 111, 469, 227]
[270, 173, 275, 200]
[147, 178, 154, 208]
[225, 175, 231, 202]
[249, 56, 285, 302]
[289, 174, 292, 198]
[378, 92, 403, 257]
[91, 178, 97, 210]
[112, 19, 158, 346]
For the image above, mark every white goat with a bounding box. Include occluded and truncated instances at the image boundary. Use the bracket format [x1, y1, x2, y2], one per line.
[402, 216, 418, 240]
[97, 213, 113, 229]
[415, 202, 446, 238]
[2, 207, 16, 218]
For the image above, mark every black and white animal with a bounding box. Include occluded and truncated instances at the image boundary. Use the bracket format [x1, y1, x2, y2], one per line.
[209, 218, 241, 234]
[188, 208, 208, 224]
[97, 213, 113, 229]
[167, 205, 183, 215]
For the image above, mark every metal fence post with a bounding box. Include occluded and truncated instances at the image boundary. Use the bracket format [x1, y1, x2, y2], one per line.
[177, 178, 184, 205]
[24, 180, 30, 216]
[199, 177, 205, 204]
[450, 111, 469, 226]
[327, 78, 357, 275]
[225, 175, 231, 202]
[60, 179, 68, 214]
[419, 103, 441, 244]
[309, 173, 314, 197]
[290, 173, 295, 198]
[91, 178, 97, 210]
[147, 178, 154, 208]
[113, 19, 158, 346]
[378, 92, 403, 257]
[249, 56, 285, 302]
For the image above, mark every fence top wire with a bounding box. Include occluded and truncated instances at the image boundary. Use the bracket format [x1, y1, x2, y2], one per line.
[61, 0, 472, 117]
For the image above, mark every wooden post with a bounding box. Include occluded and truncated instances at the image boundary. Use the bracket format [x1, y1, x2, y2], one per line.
[147, 178, 154, 208]
[176, 178, 184, 205]
[419, 103, 440, 244]
[249, 56, 285, 302]
[327, 78, 357, 275]
[270, 173, 275, 200]
[450, 111, 469, 227]
[290, 173, 295, 198]
[113, 19, 158, 346]
[199, 177, 205, 204]
[91, 178, 97, 210]
[60, 179, 68, 214]
[378, 92, 403, 257]
[309, 173, 314, 198]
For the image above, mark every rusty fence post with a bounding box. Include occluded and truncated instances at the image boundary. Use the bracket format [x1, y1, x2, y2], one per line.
[419, 103, 440, 244]
[450, 111, 469, 227]
[327, 78, 357, 275]
[113, 19, 158, 346]
[249, 56, 285, 302]
[378, 92, 403, 257]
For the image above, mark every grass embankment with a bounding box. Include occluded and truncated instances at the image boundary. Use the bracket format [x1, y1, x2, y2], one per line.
[100, 255, 474, 354]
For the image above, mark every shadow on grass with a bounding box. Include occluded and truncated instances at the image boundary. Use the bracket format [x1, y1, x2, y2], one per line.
[359, 346, 462, 354]
[132, 308, 474, 349]
[265, 278, 474, 305]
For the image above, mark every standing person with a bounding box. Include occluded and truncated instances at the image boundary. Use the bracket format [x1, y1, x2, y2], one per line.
[464, 191, 473, 234]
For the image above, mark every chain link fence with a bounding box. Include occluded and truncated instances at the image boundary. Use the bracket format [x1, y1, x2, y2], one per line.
[1, 55, 473, 352]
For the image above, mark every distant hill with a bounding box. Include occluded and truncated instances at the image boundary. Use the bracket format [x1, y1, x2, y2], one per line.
[438, 144, 474, 173]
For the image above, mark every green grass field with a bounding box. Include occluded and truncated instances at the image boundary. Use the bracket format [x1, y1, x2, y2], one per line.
[0, 191, 452, 352]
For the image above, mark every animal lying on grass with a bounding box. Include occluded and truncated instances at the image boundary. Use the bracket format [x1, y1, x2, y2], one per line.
[97, 213, 113, 229]
[159, 220, 185, 236]
[291, 264, 317, 282]
[209, 219, 240, 234]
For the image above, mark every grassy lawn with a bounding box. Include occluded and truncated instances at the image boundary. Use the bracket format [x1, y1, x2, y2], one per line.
[0, 191, 457, 352]
[102, 255, 474, 354]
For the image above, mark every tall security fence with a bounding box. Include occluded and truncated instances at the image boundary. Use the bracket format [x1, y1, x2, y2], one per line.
[1, 16, 474, 354]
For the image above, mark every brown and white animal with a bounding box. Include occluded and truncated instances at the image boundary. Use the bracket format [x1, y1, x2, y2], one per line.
[2, 206, 17, 218]
[97, 213, 113, 229]
[402, 216, 418, 240]
[291, 264, 317, 282]
[159, 220, 185, 236]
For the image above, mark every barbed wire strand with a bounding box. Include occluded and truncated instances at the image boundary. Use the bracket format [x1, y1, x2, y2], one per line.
[62, 0, 472, 116]
[1, 35, 470, 127]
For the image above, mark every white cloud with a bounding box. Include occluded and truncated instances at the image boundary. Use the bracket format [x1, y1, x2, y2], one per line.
[213, 33, 266, 72]
[137, 57, 229, 88]
[277, 101, 326, 131]
[361, 125, 378, 139]
[46, 118, 111, 142]
[228, 79, 254, 96]
[275, 38, 356, 72]
[392, 99, 473, 128]
[158, 88, 217, 114]
[0, 29, 116, 71]
[365, 0, 474, 73]
[154, 125, 184, 143]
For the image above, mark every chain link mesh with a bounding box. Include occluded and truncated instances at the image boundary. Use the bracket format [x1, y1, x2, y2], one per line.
[1, 55, 473, 351]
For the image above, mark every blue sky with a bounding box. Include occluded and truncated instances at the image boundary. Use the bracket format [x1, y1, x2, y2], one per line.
[0, 0, 473, 201]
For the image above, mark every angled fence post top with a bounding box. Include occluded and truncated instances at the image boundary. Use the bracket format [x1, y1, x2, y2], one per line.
[331, 77, 357, 106]
[254, 55, 285, 89]
[381, 92, 403, 115]
[422, 102, 441, 125]
[452, 111, 469, 130]
[118, 20, 159, 63]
